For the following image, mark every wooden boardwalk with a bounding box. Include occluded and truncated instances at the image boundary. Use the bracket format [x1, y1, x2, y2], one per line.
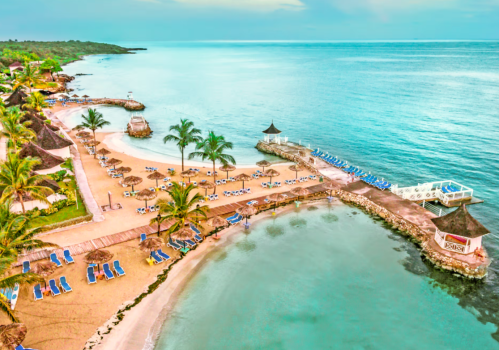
[14, 183, 328, 267]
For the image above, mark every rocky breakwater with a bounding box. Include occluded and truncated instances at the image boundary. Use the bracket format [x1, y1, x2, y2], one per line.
[96, 98, 145, 111]
[126, 114, 152, 138]
[256, 141, 320, 175]
[330, 188, 489, 279]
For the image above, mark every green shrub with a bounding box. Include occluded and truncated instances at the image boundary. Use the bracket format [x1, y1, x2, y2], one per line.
[40, 206, 58, 216]
[50, 170, 67, 182]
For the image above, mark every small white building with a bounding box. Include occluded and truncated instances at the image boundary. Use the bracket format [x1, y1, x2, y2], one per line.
[8, 61, 24, 75]
[262, 122, 282, 145]
[19, 142, 65, 175]
[36, 124, 73, 159]
[431, 204, 490, 255]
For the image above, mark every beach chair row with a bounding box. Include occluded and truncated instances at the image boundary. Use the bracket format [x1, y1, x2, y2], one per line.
[215, 178, 235, 185]
[206, 194, 220, 201]
[361, 175, 391, 190]
[33, 277, 72, 300]
[23, 250, 74, 273]
[136, 205, 160, 214]
[441, 185, 459, 193]
[87, 261, 126, 284]
[261, 181, 281, 188]
[223, 188, 252, 197]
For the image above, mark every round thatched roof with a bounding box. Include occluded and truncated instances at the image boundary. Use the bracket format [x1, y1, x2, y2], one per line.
[77, 131, 91, 137]
[291, 187, 310, 197]
[72, 94, 79, 98]
[106, 158, 122, 167]
[197, 181, 215, 189]
[323, 182, 340, 191]
[123, 176, 143, 186]
[431, 204, 490, 238]
[289, 164, 304, 172]
[84, 249, 113, 264]
[180, 170, 198, 178]
[135, 189, 157, 201]
[236, 205, 257, 217]
[73, 125, 85, 131]
[97, 148, 111, 156]
[31, 261, 58, 277]
[86, 140, 100, 147]
[219, 164, 236, 172]
[206, 216, 228, 228]
[82, 94, 90, 98]
[264, 169, 280, 177]
[147, 171, 165, 180]
[0, 323, 27, 350]
[256, 160, 271, 167]
[114, 166, 132, 174]
[171, 227, 196, 241]
[139, 237, 164, 253]
[234, 173, 252, 182]
[267, 193, 286, 202]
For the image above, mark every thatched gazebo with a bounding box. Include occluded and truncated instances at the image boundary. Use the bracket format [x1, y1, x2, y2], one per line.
[267, 193, 287, 212]
[72, 94, 79, 98]
[263, 169, 280, 184]
[147, 171, 166, 187]
[32, 260, 58, 288]
[198, 181, 215, 196]
[431, 204, 490, 256]
[19, 142, 64, 172]
[122, 176, 143, 191]
[114, 166, 132, 175]
[256, 160, 271, 173]
[5, 88, 27, 107]
[82, 94, 90, 101]
[171, 227, 196, 249]
[139, 237, 164, 257]
[289, 164, 304, 179]
[234, 173, 252, 189]
[136, 189, 157, 208]
[237, 205, 257, 225]
[84, 249, 113, 272]
[0, 323, 27, 350]
[180, 170, 198, 183]
[219, 164, 236, 179]
[106, 158, 122, 170]
[36, 125, 73, 154]
[97, 148, 111, 157]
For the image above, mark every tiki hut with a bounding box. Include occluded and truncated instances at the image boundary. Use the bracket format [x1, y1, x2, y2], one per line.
[291, 187, 310, 199]
[236, 205, 257, 224]
[77, 131, 91, 138]
[96, 148, 111, 157]
[0, 323, 27, 350]
[122, 176, 143, 191]
[36, 125, 73, 158]
[72, 94, 79, 98]
[431, 204, 490, 255]
[171, 227, 196, 249]
[234, 173, 252, 189]
[19, 142, 64, 175]
[267, 193, 287, 211]
[262, 121, 282, 144]
[289, 164, 304, 179]
[219, 164, 236, 179]
[180, 170, 198, 183]
[256, 160, 271, 172]
[136, 189, 157, 207]
[147, 171, 166, 187]
[139, 237, 164, 256]
[206, 216, 228, 228]
[263, 169, 280, 183]
[198, 181, 215, 196]
[84, 249, 113, 264]
[32, 261, 58, 288]
[23, 113, 59, 133]
[5, 88, 27, 107]
[106, 158, 122, 170]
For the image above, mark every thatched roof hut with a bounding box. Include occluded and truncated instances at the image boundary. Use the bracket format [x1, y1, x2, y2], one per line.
[5, 88, 27, 107]
[23, 113, 59, 134]
[19, 142, 64, 171]
[431, 204, 490, 239]
[36, 125, 73, 150]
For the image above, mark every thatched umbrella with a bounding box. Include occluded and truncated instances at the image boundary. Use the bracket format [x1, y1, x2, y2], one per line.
[234, 173, 252, 189]
[206, 216, 228, 228]
[237, 205, 257, 225]
[73, 125, 84, 131]
[114, 166, 132, 175]
[147, 171, 166, 187]
[263, 169, 280, 184]
[72, 94, 79, 98]
[97, 148, 111, 156]
[84, 249, 113, 273]
[198, 181, 215, 196]
[136, 188, 157, 208]
[256, 160, 271, 173]
[219, 164, 236, 179]
[106, 158, 122, 170]
[289, 164, 304, 179]
[267, 193, 287, 212]
[32, 260, 58, 288]
[0, 323, 27, 350]
[180, 169, 198, 183]
[323, 182, 340, 197]
[171, 227, 196, 250]
[87, 140, 101, 159]
[291, 187, 310, 199]
[139, 237, 164, 257]
[123, 176, 143, 191]
[77, 131, 91, 138]
[82, 94, 90, 101]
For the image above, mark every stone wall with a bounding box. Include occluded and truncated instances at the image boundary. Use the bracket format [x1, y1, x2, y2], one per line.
[256, 141, 320, 175]
[126, 122, 152, 138]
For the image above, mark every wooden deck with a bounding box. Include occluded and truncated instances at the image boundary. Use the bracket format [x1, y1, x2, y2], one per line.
[14, 183, 328, 267]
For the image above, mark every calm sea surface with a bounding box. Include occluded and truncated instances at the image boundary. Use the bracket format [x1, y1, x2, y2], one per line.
[62, 41, 499, 347]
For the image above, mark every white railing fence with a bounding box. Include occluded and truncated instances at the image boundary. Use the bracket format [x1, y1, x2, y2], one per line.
[391, 180, 473, 205]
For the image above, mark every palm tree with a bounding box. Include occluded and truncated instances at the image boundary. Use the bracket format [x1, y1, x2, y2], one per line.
[0, 107, 36, 152]
[188, 131, 236, 193]
[163, 119, 202, 171]
[23, 91, 48, 112]
[151, 182, 208, 237]
[13, 65, 44, 93]
[0, 153, 54, 214]
[78, 108, 110, 142]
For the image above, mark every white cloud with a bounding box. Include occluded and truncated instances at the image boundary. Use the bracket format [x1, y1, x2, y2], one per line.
[172, 0, 305, 11]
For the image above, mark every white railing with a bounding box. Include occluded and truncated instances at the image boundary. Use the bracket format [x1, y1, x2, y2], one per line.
[391, 180, 473, 205]
[444, 241, 468, 254]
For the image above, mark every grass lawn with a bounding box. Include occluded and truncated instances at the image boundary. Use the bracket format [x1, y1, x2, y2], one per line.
[30, 176, 88, 229]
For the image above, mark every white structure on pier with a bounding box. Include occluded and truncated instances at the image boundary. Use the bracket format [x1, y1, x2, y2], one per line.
[391, 180, 473, 207]
[431, 204, 489, 255]
[128, 113, 148, 132]
[127, 91, 133, 100]
[262, 122, 282, 145]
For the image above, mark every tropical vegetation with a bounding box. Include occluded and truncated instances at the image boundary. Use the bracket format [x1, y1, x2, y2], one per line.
[23, 91, 48, 112]
[13, 64, 44, 93]
[152, 182, 208, 238]
[189, 131, 236, 193]
[0, 107, 36, 152]
[163, 119, 202, 171]
[39, 58, 62, 80]
[78, 108, 110, 142]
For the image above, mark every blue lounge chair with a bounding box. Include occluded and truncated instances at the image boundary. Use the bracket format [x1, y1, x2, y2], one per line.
[50, 253, 62, 267]
[22, 261, 30, 273]
[33, 284, 43, 301]
[49, 279, 61, 296]
[87, 267, 97, 284]
[190, 224, 204, 242]
[140, 233, 147, 242]
[168, 238, 182, 250]
[103, 263, 115, 280]
[226, 213, 239, 222]
[63, 249, 74, 264]
[176, 238, 196, 248]
[150, 251, 163, 264]
[113, 260, 125, 277]
[229, 214, 243, 225]
[157, 249, 171, 261]
[15, 345, 37, 350]
[59, 276, 72, 293]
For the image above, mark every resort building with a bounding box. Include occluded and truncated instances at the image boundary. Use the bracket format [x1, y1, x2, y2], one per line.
[23, 112, 60, 134]
[18, 142, 65, 175]
[262, 122, 282, 145]
[36, 124, 73, 158]
[8, 61, 24, 75]
[431, 204, 490, 255]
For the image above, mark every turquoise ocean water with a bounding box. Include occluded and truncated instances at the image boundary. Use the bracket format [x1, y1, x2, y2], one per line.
[62, 41, 499, 346]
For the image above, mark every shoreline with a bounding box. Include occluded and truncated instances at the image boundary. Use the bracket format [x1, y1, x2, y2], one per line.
[92, 199, 336, 350]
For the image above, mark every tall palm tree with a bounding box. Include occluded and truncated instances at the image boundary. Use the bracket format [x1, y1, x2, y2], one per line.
[23, 91, 48, 112]
[0, 153, 54, 214]
[13, 65, 44, 93]
[188, 131, 236, 193]
[151, 182, 208, 237]
[0, 107, 36, 152]
[163, 119, 202, 171]
[78, 108, 110, 142]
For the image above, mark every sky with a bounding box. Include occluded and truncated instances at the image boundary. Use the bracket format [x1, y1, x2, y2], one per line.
[1, 0, 498, 41]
